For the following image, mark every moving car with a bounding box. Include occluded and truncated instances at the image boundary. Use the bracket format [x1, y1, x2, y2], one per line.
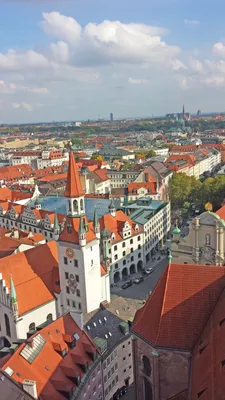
[145, 268, 153, 275]
[121, 280, 132, 289]
[133, 276, 144, 284]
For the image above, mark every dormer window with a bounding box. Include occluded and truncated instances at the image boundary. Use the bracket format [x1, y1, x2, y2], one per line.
[111, 233, 115, 241]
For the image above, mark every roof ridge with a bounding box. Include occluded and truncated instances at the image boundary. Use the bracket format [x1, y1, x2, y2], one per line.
[155, 263, 171, 344]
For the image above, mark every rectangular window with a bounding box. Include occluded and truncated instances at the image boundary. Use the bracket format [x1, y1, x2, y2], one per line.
[108, 371, 111, 379]
[65, 272, 69, 279]
[75, 275, 79, 282]
[115, 363, 118, 370]
[107, 357, 110, 365]
[104, 375, 107, 383]
[138, 235, 141, 241]
[103, 361, 106, 369]
[116, 375, 118, 383]
[114, 254, 118, 260]
[123, 260, 126, 265]
[77, 289, 80, 297]
[109, 384, 111, 392]
[78, 303, 82, 310]
[123, 251, 126, 256]
[72, 301, 76, 308]
[74, 259, 78, 267]
[122, 242, 126, 248]
[67, 299, 70, 306]
[64, 257, 68, 265]
[131, 248, 133, 253]
[66, 286, 70, 294]
[91, 259, 94, 266]
[114, 245, 118, 250]
[130, 239, 133, 244]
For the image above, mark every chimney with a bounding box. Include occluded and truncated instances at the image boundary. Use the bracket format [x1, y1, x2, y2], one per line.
[22, 380, 38, 399]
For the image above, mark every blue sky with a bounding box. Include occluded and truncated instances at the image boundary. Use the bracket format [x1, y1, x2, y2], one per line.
[1, 0, 225, 123]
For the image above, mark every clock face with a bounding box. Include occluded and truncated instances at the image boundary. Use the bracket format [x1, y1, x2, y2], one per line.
[66, 248, 74, 259]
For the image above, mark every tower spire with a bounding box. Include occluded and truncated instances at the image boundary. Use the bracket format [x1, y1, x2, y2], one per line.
[65, 152, 85, 217]
[10, 274, 18, 320]
[65, 152, 84, 198]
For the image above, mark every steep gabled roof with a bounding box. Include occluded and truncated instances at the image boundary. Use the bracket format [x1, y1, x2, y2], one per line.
[59, 216, 96, 244]
[64, 153, 84, 198]
[0, 241, 59, 315]
[2, 313, 99, 400]
[99, 210, 142, 242]
[132, 263, 225, 350]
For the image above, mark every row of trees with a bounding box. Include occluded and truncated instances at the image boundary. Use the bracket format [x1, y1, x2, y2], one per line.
[169, 173, 225, 213]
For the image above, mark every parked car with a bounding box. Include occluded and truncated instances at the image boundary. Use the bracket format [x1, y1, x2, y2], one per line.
[121, 280, 132, 289]
[145, 268, 153, 275]
[133, 276, 144, 284]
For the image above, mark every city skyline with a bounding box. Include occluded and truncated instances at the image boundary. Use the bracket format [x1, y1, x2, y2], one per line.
[1, 0, 225, 123]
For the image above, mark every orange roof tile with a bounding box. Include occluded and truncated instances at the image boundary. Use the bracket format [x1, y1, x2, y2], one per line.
[128, 182, 157, 194]
[59, 216, 96, 244]
[132, 263, 225, 350]
[64, 153, 84, 198]
[2, 313, 99, 400]
[0, 242, 59, 315]
[99, 210, 142, 243]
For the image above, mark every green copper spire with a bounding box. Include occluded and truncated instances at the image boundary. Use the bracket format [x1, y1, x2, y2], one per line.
[93, 207, 99, 228]
[103, 240, 109, 260]
[54, 212, 60, 231]
[10, 275, 17, 304]
[168, 249, 172, 264]
[79, 215, 85, 234]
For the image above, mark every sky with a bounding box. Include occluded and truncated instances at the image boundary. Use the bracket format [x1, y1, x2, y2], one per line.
[1, 0, 225, 123]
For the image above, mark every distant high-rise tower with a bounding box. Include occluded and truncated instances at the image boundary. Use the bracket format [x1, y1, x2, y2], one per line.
[182, 104, 185, 119]
[110, 112, 113, 121]
[197, 109, 201, 116]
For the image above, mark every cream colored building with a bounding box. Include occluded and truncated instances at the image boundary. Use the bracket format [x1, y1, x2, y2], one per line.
[171, 208, 225, 266]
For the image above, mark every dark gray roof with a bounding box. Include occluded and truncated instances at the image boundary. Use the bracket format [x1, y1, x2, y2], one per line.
[85, 308, 130, 354]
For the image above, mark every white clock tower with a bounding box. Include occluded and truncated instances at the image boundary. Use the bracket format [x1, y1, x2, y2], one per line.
[57, 152, 110, 316]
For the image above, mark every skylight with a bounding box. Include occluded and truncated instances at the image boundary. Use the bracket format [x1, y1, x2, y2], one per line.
[74, 333, 80, 341]
[20, 334, 46, 364]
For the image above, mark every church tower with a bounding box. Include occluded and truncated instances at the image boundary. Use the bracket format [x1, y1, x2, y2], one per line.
[65, 152, 85, 217]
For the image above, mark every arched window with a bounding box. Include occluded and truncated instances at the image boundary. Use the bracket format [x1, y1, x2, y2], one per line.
[29, 322, 36, 332]
[73, 200, 78, 212]
[4, 314, 11, 337]
[142, 356, 151, 377]
[47, 313, 53, 322]
[80, 199, 84, 211]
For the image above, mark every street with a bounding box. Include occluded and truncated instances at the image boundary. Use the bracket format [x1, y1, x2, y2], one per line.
[111, 257, 168, 301]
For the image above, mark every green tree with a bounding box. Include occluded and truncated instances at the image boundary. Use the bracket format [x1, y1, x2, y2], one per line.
[168, 173, 192, 206]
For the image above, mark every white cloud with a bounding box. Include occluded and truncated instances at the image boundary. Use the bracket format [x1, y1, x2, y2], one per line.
[12, 102, 33, 111]
[0, 80, 16, 93]
[189, 57, 204, 73]
[184, 19, 200, 25]
[213, 42, 225, 57]
[128, 77, 148, 84]
[170, 59, 186, 71]
[49, 41, 70, 63]
[203, 76, 225, 86]
[41, 11, 81, 44]
[0, 49, 49, 71]
[179, 77, 190, 89]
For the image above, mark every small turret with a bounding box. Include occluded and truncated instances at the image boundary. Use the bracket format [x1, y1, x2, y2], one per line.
[10, 275, 18, 320]
[34, 197, 41, 210]
[79, 216, 86, 247]
[172, 220, 181, 243]
[93, 207, 100, 239]
[109, 199, 116, 217]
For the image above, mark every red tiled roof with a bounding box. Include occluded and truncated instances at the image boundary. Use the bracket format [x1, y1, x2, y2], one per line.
[99, 211, 142, 243]
[0, 236, 27, 258]
[128, 182, 157, 194]
[59, 216, 96, 244]
[216, 205, 225, 221]
[0, 242, 59, 315]
[93, 168, 109, 182]
[39, 173, 67, 183]
[191, 285, 225, 399]
[2, 313, 99, 400]
[0, 187, 32, 202]
[132, 263, 225, 350]
[64, 153, 84, 198]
